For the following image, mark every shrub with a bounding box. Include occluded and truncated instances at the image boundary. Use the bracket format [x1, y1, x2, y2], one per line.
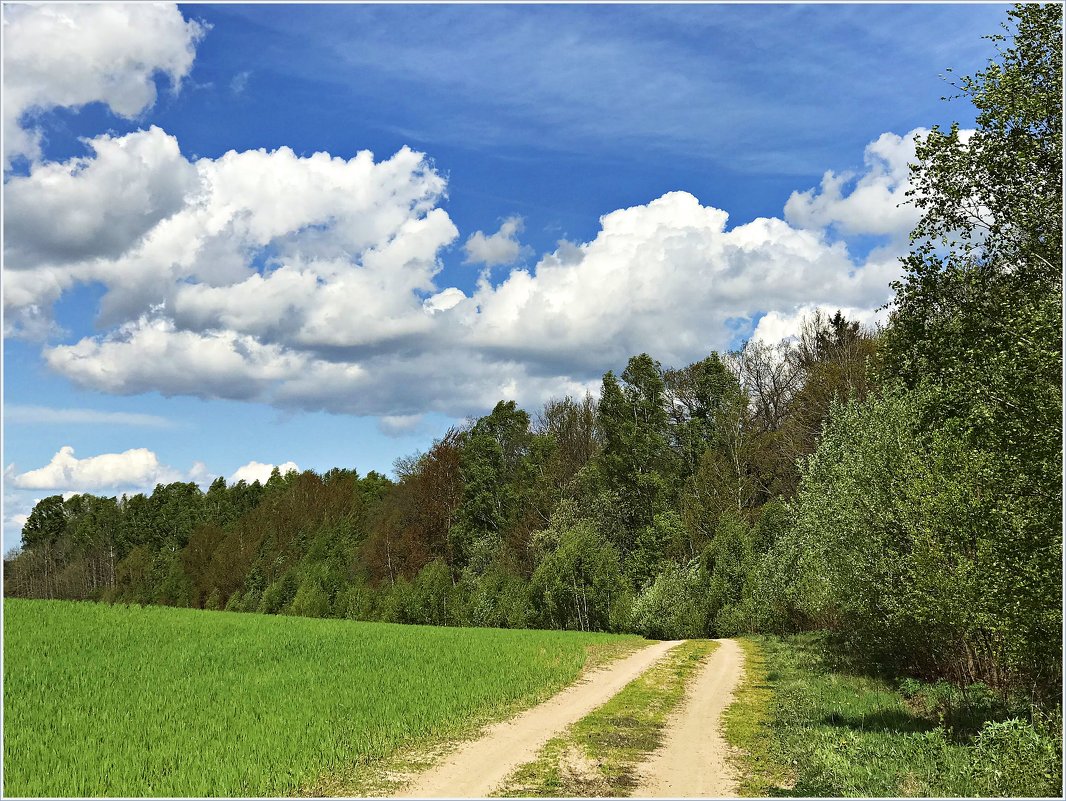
[630, 560, 707, 639]
[971, 717, 1062, 797]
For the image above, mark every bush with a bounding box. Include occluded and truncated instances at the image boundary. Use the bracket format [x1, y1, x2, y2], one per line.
[971, 717, 1062, 797]
[204, 588, 223, 611]
[529, 521, 627, 632]
[459, 564, 532, 629]
[630, 561, 707, 639]
[288, 575, 330, 618]
[336, 583, 378, 621]
[379, 577, 413, 623]
[408, 560, 454, 626]
[766, 383, 1061, 695]
[257, 573, 298, 615]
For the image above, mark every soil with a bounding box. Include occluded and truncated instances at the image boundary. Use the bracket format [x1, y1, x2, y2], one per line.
[629, 637, 746, 798]
[393, 639, 685, 798]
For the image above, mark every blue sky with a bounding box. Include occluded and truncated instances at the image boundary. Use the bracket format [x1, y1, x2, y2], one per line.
[2, 2, 1008, 551]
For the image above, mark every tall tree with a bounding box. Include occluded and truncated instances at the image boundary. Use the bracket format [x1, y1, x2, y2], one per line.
[597, 355, 676, 539]
[885, 3, 1062, 694]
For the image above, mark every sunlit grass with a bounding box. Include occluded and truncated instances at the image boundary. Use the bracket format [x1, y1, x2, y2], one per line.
[3, 598, 638, 797]
[722, 634, 1062, 798]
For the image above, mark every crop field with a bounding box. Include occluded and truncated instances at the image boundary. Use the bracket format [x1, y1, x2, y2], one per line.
[3, 599, 639, 797]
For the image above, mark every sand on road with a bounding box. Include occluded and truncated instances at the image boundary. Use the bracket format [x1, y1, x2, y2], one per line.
[631, 637, 746, 798]
[394, 639, 684, 798]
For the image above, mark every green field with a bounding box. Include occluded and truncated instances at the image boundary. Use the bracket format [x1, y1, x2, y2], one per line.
[3, 599, 639, 797]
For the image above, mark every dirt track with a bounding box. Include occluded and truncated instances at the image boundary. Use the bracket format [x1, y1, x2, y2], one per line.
[631, 637, 745, 798]
[394, 639, 684, 798]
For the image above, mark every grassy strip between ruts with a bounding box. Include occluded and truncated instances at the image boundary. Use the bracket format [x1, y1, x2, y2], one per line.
[721, 633, 1063, 798]
[492, 639, 717, 798]
[306, 637, 648, 797]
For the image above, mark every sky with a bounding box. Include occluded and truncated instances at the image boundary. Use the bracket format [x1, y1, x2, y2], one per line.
[2, 1, 1009, 552]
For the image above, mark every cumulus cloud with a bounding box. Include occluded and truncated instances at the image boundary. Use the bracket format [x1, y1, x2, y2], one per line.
[45, 317, 307, 401]
[4, 126, 197, 267]
[4, 137, 455, 339]
[2, 3, 205, 167]
[784, 128, 930, 238]
[751, 303, 888, 346]
[40, 188, 902, 416]
[11, 121, 916, 419]
[467, 192, 900, 371]
[464, 215, 527, 267]
[228, 460, 299, 485]
[9, 446, 189, 491]
[423, 287, 466, 314]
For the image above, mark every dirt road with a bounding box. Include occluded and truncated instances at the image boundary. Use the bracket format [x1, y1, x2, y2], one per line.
[631, 637, 746, 798]
[394, 639, 684, 798]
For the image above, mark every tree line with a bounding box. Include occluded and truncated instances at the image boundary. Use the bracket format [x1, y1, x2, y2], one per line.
[5, 4, 1060, 708]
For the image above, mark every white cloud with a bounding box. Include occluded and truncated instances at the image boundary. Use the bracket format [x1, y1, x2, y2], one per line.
[751, 303, 887, 346]
[378, 414, 425, 437]
[13, 126, 915, 419]
[5, 138, 456, 339]
[10, 446, 189, 491]
[4, 405, 175, 428]
[423, 287, 466, 314]
[2, 3, 206, 167]
[4, 127, 197, 267]
[784, 128, 930, 238]
[467, 192, 899, 370]
[228, 460, 299, 485]
[464, 215, 527, 267]
[230, 70, 251, 95]
[46, 316, 308, 400]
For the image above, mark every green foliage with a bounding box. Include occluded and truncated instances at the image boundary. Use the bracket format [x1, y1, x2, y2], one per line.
[21, 495, 68, 548]
[766, 382, 1060, 694]
[451, 401, 545, 572]
[877, 2, 1062, 696]
[626, 510, 688, 588]
[597, 355, 677, 543]
[258, 573, 298, 615]
[971, 716, 1063, 797]
[204, 588, 223, 611]
[664, 352, 743, 479]
[704, 515, 753, 635]
[408, 559, 454, 626]
[530, 521, 627, 632]
[289, 573, 331, 618]
[722, 634, 1063, 798]
[456, 562, 532, 629]
[336, 581, 378, 621]
[629, 560, 707, 639]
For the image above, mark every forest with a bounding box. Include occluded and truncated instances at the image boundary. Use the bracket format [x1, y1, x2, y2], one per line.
[5, 4, 1061, 714]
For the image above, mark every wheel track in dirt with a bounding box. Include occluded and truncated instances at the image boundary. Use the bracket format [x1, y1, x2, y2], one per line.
[631, 637, 745, 798]
[393, 639, 685, 798]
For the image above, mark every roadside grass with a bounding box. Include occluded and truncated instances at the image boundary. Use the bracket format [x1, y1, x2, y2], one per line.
[494, 639, 717, 798]
[720, 637, 794, 795]
[722, 633, 1062, 798]
[3, 599, 641, 798]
